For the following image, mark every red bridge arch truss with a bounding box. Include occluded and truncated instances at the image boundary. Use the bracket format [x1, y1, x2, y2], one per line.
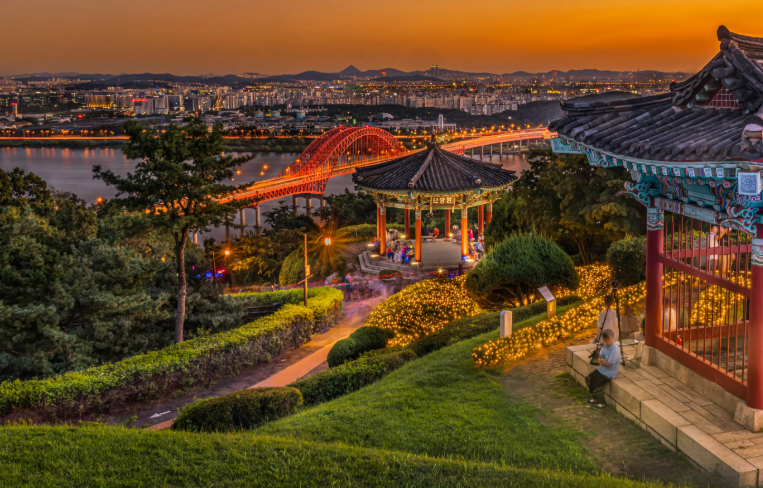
[229, 126, 408, 204]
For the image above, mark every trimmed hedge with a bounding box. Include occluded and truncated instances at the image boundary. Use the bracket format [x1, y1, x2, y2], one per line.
[407, 295, 582, 357]
[327, 326, 395, 368]
[231, 288, 315, 307]
[0, 287, 344, 420]
[606, 236, 646, 286]
[172, 387, 303, 433]
[290, 347, 417, 406]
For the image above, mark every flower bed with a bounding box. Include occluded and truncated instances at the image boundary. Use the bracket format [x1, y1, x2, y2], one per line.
[472, 282, 645, 367]
[0, 287, 344, 421]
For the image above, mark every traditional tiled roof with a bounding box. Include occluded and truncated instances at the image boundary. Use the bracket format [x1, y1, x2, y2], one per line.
[549, 26, 763, 162]
[352, 143, 516, 193]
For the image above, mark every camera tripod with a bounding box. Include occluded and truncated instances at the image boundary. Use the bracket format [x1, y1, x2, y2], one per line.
[591, 280, 626, 366]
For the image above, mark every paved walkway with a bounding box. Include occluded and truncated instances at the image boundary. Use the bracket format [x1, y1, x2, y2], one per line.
[108, 298, 380, 430]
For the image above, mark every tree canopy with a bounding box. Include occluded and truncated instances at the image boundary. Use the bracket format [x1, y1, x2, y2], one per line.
[509, 150, 644, 264]
[464, 233, 578, 308]
[93, 116, 255, 342]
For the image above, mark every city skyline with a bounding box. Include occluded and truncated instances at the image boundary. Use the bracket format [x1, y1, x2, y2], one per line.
[2, 0, 757, 77]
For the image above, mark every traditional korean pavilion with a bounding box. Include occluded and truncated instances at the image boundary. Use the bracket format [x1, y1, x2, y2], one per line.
[353, 142, 516, 263]
[550, 26, 763, 412]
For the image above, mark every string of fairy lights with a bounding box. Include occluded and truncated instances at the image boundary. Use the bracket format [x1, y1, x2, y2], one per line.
[365, 264, 612, 348]
[365, 276, 481, 347]
[556, 264, 611, 300]
[472, 278, 647, 367]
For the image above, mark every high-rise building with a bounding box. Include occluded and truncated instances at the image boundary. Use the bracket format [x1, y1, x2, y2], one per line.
[132, 98, 153, 115]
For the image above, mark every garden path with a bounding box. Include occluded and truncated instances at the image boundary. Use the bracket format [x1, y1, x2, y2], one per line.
[500, 330, 731, 487]
[106, 297, 381, 430]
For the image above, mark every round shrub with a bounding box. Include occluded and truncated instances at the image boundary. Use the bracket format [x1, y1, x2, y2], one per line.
[350, 326, 394, 351]
[327, 338, 357, 368]
[364, 276, 481, 346]
[464, 233, 578, 309]
[606, 236, 646, 286]
[326, 326, 394, 367]
[171, 387, 303, 433]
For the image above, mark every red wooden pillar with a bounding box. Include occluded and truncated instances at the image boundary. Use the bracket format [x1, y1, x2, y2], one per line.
[461, 207, 468, 257]
[379, 206, 386, 257]
[404, 206, 410, 238]
[486, 202, 493, 225]
[478, 204, 484, 237]
[748, 235, 763, 408]
[444, 209, 451, 238]
[415, 208, 422, 262]
[376, 206, 381, 240]
[645, 207, 664, 349]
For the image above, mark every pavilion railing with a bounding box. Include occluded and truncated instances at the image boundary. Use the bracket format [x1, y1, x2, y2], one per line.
[657, 213, 751, 397]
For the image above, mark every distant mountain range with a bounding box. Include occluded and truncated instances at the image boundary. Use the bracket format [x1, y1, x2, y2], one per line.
[11, 66, 689, 85]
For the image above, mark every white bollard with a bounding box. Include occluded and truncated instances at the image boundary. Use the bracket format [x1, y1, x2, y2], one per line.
[500, 310, 513, 338]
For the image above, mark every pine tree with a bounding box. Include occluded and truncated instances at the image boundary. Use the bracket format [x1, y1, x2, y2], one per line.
[93, 116, 255, 342]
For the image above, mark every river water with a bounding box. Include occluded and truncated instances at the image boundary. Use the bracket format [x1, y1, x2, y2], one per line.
[0, 147, 529, 239]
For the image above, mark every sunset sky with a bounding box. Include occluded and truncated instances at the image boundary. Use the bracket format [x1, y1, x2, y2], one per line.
[2, 0, 757, 76]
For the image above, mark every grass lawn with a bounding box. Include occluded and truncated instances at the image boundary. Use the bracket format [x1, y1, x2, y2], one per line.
[0, 424, 666, 488]
[0, 305, 679, 487]
[258, 306, 600, 472]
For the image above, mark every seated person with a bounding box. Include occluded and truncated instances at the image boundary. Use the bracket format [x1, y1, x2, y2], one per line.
[475, 238, 484, 259]
[386, 245, 393, 261]
[585, 329, 621, 410]
[422, 224, 431, 236]
[371, 237, 380, 254]
[433, 228, 439, 238]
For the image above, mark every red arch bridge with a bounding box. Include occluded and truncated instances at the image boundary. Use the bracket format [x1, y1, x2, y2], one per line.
[217, 126, 553, 233]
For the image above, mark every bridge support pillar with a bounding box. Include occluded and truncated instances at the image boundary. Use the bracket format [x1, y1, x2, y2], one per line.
[444, 210, 451, 240]
[480, 146, 484, 161]
[255, 205, 261, 235]
[225, 218, 231, 243]
[240, 208, 246, 236]
[320, 196, 326, 208]
[292, 195, 299, 215]
[478, 205, 484, 238]
[304, 195, 313, 215]
[499, 142, 503, 156]
[490, 145, 493, 158]
[192, 231, 198, 245]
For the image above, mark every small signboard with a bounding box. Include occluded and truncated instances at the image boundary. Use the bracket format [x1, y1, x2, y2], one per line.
[537, 286, 556, 319]
[537, 286, 555, 302]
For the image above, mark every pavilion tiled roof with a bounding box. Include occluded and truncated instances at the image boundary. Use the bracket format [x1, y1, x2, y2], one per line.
[352, 144, 516, 193]
[549, 26, 763, 162]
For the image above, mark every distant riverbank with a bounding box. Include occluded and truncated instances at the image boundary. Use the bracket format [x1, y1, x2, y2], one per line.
[0, 138, 312, 152]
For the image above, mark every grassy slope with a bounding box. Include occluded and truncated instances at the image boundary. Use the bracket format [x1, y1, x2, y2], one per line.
[0, 306, 666, 487]
[0, 424, 663, 488]
[258, 306, 597, 472]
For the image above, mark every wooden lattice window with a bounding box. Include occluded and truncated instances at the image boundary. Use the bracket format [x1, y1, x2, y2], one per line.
[707, 87, 740, 108]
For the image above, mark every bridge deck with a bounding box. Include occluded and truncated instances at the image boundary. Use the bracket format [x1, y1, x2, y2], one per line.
[223, 129, 553, 205]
